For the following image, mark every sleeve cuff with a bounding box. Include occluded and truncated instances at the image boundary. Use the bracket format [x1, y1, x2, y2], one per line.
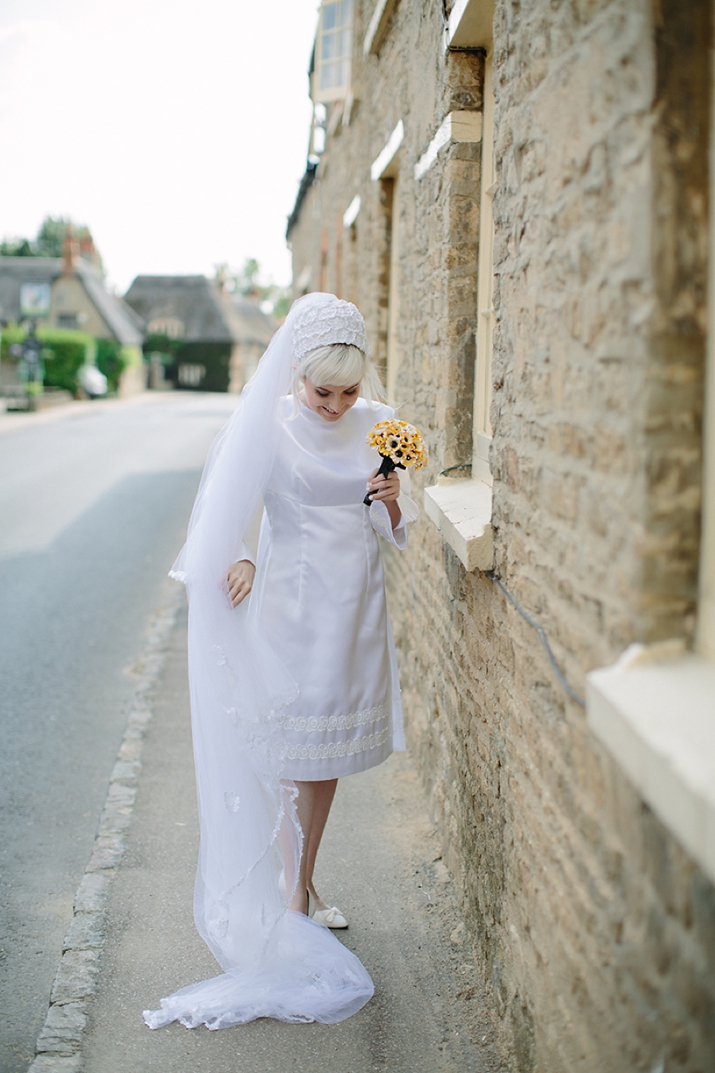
[236, 542, 255, 567]
[369, 500, 408, 549]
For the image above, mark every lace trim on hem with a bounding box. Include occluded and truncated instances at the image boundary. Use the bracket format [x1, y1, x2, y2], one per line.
[279, 703, 388, 734]
[283, 725, 391, 762]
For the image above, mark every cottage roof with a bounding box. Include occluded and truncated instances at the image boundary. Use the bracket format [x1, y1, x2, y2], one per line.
[225, 296, 277, 346]
[123, 275, 275, 346]
[0, 256, 144, 347]
[76, 263, 144, 346]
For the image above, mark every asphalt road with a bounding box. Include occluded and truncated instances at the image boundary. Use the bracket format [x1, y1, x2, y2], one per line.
[0, 393, 237, 1073]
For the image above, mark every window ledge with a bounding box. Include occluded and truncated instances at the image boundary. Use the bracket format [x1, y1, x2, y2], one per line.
[587, 648, 715, 885]
[424, 478, 494, 571]
[414, 111, 483, 181]
[364, 0, 399, 55]
[446, 0, 495, 50]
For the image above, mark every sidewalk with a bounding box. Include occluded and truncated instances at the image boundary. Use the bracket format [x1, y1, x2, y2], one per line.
[78, 601, 502, 1073]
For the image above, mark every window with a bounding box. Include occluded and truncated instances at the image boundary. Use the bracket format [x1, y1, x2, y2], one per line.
[386, 174, 401, 402]
[147, 317, 184, 339]
[472, 52, 494, 486]
[314, 0, 353, 103]
[422, 2, 496, 572]
[370, 121, 404, 392]
[178, 364, 205, 387]
[57, 313, 79, 329]
[586, 4, 715, 886]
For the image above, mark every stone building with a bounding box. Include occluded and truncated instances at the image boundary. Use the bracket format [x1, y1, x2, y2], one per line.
[287, 1, 715, 1070]
[123, 275, 275, 393]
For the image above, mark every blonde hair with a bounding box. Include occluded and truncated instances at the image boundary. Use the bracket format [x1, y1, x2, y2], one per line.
[291, 343, 385, 414]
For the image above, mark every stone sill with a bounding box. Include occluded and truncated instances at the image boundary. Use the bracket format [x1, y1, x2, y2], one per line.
[424, 477, 494, 571]
[587, 651, 715, 886]
[363, 0, 399, 55]
[447, 0, 495, 50]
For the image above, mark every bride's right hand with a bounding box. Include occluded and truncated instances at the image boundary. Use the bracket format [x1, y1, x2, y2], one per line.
[227, 559, 256, 607]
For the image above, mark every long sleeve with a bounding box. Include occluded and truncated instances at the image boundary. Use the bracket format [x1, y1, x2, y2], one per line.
[368, 470, 418, 550]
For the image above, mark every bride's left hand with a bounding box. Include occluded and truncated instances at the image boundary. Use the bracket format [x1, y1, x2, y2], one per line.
[227, 559, 256, 607]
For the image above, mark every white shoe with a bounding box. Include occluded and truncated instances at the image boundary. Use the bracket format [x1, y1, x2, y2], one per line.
[310, 902, 349, 929]
[281, 872, 347, 926]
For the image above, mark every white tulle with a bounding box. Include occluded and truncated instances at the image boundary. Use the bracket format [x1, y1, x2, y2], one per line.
[143, 913, 373, 1029]
[143, 295, 382, 1030]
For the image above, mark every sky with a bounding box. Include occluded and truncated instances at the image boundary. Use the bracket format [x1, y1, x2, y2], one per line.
[0, 0, 319, 294]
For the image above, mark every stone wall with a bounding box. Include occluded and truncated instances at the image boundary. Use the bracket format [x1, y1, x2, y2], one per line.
[288, 1, 715, 1070]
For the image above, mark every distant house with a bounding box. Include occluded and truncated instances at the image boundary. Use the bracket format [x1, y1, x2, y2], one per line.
[0, 234, 145, 395]
[123, 275, 276, 393]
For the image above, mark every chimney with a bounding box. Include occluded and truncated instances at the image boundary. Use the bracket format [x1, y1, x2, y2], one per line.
[215, 264, 230, 299]
[62, 223, 79, 275]
[78, 227, 100, 270]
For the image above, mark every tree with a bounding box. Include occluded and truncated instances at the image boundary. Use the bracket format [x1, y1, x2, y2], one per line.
[216, 258, 290, 322]
[0, 216, 97, 263]
[0, 237, 34, 257]
[35, 216, 73, 257]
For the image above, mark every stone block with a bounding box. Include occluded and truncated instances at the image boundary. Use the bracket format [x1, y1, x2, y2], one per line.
[35, 1003, 87, 1055]
[110, 758, 141, 783]
[85, 835, 124, 872]
[62, 911, 104, 951]
[50, 950, 100, 1004]
[73, 872, 110, 914]
[28, 1058, 81, 1073]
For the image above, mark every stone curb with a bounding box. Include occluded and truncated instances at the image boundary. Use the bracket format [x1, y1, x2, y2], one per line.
[28, 585, 185, 1072]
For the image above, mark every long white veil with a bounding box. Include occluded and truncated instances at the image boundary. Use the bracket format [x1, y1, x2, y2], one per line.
[144, 294, 374, 1029]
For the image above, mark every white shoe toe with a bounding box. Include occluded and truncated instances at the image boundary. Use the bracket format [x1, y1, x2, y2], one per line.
[311, 905, 348, 929]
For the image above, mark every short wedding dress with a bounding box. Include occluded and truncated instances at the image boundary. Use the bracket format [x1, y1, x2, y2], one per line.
[251, 395, 416, 780]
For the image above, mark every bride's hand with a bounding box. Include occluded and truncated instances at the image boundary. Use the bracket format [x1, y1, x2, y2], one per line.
[366, 469, 401, 503]
[227, 559, 256, 607]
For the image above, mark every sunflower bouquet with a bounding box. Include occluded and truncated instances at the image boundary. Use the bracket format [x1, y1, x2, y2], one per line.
[363, 419, 428, 505]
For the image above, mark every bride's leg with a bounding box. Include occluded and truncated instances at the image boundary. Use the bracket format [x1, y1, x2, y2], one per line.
[304, 778, 338, 910]
[284, 780, 316, 915]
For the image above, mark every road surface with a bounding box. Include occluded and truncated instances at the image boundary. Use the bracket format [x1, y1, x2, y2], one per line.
[0, 393, 236, 1073]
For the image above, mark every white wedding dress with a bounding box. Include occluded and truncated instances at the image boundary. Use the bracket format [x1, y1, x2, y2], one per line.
[251, 396, 415, 780]
[143, 293, 419, 1031]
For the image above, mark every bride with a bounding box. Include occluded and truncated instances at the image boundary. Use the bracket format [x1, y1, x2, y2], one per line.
[144, 292, 417, 1030]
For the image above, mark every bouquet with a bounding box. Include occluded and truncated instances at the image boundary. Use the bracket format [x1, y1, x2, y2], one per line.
[364, 419, 428, 505]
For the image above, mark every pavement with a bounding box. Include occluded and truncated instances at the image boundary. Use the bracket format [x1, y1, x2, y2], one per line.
[32, 591, 503, 1073]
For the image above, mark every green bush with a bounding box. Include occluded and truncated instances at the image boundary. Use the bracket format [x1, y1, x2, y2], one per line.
[39, 328, 95, 393]
[96, 339, 128, 393]
[0, 325, 95, 394]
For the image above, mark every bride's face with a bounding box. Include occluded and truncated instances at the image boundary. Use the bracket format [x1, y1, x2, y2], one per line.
[302, 377, 360, 422]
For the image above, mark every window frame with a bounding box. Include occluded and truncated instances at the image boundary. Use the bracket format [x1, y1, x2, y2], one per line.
[472, 50, 495, 486]
[585, 13, 715, 886]
[698, 57, 715, 659]
[312, 0, 354, 105]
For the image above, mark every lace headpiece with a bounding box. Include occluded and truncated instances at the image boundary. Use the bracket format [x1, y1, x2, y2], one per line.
[291, 294, 370, 359]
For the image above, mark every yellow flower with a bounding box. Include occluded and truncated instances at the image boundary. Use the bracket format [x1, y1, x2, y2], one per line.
[367, 419, 428, 469]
